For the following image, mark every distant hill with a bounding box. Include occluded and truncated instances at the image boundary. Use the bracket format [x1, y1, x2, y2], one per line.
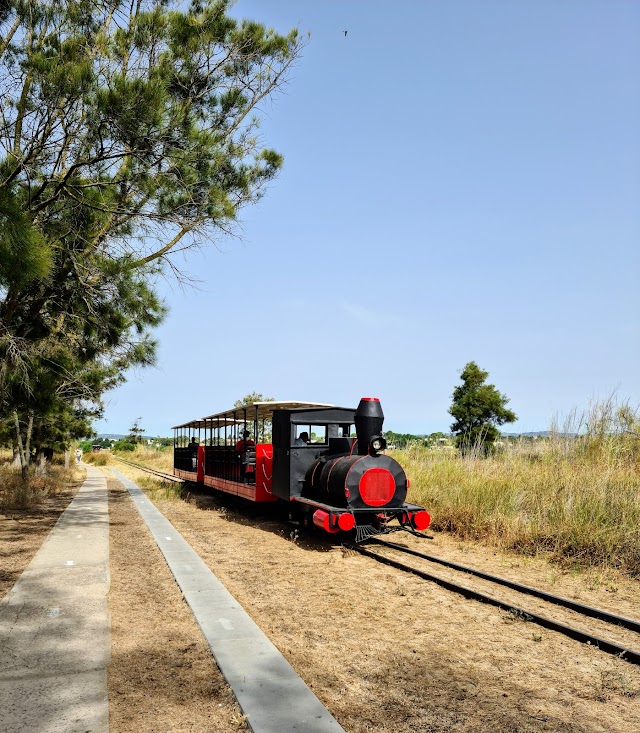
[501, 431, 578, 438]
[502, 431, 549, 437]
[94, 434, 170, 441]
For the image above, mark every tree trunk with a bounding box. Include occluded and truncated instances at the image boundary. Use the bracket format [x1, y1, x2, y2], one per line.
[34, 450, 47, 477]
[34, 447, 54, 476]
[12, 410, 28, 480]
[24, 411, 34, 467]
[64, 450, 70, 470]
[11, 440, 21, 468]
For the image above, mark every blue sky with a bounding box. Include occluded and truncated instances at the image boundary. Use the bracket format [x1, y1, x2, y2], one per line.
[95, 0, 640, 437]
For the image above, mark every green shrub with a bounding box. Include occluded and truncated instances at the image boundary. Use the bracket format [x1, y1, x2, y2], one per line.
[112, 440, 136, 451]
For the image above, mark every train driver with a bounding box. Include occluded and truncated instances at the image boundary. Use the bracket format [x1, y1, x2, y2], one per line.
[294, 431, 309, 446]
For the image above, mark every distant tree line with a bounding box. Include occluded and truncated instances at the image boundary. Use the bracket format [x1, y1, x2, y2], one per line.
[78, 434, 173, 453]
[383, 431, 449, 449]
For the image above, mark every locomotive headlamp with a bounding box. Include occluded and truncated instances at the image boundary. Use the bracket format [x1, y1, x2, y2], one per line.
[369, 435, 387, 454]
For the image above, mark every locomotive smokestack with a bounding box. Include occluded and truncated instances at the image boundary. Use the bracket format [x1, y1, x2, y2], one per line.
[354, 397, 384, 455]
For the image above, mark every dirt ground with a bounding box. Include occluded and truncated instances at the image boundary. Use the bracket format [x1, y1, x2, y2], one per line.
[107, 476, 247, 732]
[2, 463, 640, 732]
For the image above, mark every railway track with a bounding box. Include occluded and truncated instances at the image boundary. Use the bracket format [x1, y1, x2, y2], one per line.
[355, 538, 640, 666]
[111, 455, 640, 666]
[111, 455, 184, 483]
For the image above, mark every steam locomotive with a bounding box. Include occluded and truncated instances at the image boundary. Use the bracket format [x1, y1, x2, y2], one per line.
[173, 397, 430, 541]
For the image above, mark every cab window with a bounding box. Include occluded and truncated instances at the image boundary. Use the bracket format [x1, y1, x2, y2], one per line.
[294, 425, 327, 445]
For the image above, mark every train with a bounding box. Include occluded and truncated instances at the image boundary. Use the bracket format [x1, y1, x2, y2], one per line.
[173, 397, 430, 541]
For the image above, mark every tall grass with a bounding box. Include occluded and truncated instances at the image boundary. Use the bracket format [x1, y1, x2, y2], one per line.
[129, 445, 174, 472]
[0, 461, 82, 508]
[401, 398, 640, 576]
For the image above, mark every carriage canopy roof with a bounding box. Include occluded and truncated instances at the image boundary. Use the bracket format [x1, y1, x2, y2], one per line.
[171, 419, 208, 430]
[202, 401, 336, 423]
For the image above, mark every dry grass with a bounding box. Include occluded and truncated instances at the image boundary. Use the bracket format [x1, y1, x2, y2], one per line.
[108, 444, 174, 471]
[105, 446, 182, 501]
[402, 399, 640, 576]
[137, 472, 640, 733]
[107, 477, 248, 732]
[0, 460, 84, 509]
[83, 451, 110, 466]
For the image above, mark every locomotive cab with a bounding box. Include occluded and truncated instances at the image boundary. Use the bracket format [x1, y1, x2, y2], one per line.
[271, 406, 356, 501]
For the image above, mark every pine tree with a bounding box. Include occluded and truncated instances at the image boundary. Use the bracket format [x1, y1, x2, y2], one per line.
[449, 362, 517, 452]
[128, 417, 145, 445]
[233, 392, 275, 408]
[0, 1, 301, 457]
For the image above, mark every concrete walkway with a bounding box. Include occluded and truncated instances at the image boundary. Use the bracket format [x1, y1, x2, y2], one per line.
[111, 467, 346, 733]
[0, 464, 110, 733]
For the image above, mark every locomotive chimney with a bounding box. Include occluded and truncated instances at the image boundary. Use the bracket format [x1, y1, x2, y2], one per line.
[354, 397, 384, 455]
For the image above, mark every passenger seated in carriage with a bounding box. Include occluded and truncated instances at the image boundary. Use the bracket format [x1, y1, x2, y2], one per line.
[235, 429, 255, 451]
[187, 436, 199, 469]
[235, 430, 256, 483]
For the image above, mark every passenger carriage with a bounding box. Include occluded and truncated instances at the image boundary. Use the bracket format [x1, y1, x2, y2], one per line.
[172, 419, 206, 482]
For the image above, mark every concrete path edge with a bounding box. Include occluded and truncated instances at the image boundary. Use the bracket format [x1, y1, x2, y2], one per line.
[110, 467, 346, 733]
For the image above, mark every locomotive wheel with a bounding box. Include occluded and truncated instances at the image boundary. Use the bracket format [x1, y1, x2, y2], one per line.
[289, 503, 312, 528]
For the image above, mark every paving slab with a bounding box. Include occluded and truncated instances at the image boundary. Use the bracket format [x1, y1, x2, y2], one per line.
[0, 464, 110, 733]
[0, 670, 108, 733]
[0, 595, 109, 680]
[235, 676, 344, 732]
[111, 467, 345, 733]
[207, 635, 301, 683]
[182, 588, 244, 613]
[9, 565, 110, 598]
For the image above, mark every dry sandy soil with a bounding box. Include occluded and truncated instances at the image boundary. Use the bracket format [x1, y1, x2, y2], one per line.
[2, 463, 640, 733]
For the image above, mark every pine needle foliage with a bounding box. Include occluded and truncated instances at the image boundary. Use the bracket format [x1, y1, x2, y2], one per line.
[0, 1, 302, 463]
[449, 361, 517, 452]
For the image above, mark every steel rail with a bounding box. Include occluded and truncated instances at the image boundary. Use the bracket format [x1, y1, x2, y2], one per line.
[370, 538, 640, 634]
[355, 544, 640, 666]
[111, 456, 184, 483]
